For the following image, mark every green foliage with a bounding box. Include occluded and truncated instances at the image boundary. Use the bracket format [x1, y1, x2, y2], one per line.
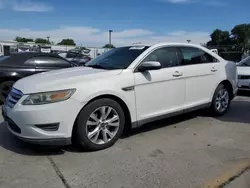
[15, 37, 34, 43]
[57, 39, 76, 46]
[35, 38, 51, 44]
[209, 29, 231, 45]
[103, 44, 115, 48]
[231, 24, 250, 53]
[207, 23, 250, 56]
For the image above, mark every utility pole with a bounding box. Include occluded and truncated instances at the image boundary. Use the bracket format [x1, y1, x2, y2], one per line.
[47, 36, 50, 44]
[109, 30, 113, 47]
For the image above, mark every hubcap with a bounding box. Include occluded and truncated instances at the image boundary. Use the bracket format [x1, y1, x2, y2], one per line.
[215, 88, 229, 113]
[86, 106, 120, 145]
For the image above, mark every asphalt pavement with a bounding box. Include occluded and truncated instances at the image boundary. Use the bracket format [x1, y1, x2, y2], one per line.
[0, 94, 250, 188]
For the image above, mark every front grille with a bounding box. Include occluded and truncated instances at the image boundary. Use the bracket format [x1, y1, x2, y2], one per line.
[238, 75, 250, 79]
[5, 88, 23, 108]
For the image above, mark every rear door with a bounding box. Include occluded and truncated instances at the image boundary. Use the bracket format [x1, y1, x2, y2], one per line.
[177, 46, 220, 109]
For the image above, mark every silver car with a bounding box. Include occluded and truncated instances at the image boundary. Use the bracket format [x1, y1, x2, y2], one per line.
[237, 56, 250, 91]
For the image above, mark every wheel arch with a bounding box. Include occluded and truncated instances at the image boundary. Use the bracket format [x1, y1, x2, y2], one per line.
[72, 94, 133, 139]
[218, 80, 234, 100]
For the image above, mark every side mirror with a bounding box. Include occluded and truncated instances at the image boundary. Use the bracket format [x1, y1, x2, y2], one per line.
[137, 61, 161, 72]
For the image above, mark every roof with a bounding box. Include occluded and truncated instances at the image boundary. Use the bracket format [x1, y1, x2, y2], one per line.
[121, 42, 203, 48]
[0, 52, 66, 66]
[150, 42, 204, 48]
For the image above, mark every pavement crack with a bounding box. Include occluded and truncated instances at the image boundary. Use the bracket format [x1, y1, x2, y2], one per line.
[47, 156, 72, 188]
[203, 159, 250, 188]
[218, 166, 250, 188]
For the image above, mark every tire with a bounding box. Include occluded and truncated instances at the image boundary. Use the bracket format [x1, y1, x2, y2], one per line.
[74, 98, 125, 151]
[210, 84, 231, 116]
[0, 81, 15, 104]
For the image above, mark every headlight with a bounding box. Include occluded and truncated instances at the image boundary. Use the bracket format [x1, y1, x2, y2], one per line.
[22, 89, 76, 105]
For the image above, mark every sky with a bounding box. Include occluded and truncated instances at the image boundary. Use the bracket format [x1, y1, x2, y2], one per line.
[0, 0, 249, 47]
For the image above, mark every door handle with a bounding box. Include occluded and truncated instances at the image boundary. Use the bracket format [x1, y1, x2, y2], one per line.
[211, 67, 218, 72]
[173, 71, 183, 77]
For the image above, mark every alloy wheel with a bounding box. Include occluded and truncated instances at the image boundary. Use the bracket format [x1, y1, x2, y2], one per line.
[215, 88, 229, 113]
[86, 106, 120, 145]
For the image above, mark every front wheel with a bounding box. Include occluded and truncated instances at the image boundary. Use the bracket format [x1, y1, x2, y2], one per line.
[210, 84, 230, 116]
[74, 98, 125, 151]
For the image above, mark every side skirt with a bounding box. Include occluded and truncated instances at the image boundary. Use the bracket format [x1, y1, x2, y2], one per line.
[131, 103, 211, 128]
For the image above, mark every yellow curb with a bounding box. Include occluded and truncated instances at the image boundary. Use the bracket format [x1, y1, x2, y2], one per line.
[202, 159, 250, 188]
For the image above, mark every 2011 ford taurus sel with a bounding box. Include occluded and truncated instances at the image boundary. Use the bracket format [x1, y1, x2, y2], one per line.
[2, 43, 238, 150]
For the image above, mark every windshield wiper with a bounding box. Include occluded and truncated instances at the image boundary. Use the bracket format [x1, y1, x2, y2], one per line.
[86, 64, 108, 70]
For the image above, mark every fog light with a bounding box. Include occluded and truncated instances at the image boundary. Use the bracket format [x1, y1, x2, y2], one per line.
[35, 123, 59, 131]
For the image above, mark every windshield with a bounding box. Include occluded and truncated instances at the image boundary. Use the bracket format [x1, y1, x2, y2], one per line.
[238, 56, 250, 67]
[85, 46, 149, 70]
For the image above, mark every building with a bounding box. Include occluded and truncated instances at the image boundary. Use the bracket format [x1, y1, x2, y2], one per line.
[0, 40, 110, 58]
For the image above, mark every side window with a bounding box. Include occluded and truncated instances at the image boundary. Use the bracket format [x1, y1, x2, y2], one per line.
[31, 56, 71, 68]
[179, 47, 218, 66]
[66, 52, 76, 58]
[241, 57, 250, 66]
[76, 53, 84, 58]
[142, 47, 179, 68]
[66, 51, 84, 58]
[245, 58, 250, 66]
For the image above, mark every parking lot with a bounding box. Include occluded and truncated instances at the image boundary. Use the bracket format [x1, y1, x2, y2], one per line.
[0, 94, 250, 188]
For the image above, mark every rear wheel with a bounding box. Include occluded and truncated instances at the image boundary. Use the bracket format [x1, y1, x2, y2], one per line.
[75, 98, 125, 151]
[0, 81, 15, 104]
[210, 84, 230, 116]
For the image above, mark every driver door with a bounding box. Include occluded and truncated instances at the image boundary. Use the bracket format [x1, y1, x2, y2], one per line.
[133, 46, 186, 124]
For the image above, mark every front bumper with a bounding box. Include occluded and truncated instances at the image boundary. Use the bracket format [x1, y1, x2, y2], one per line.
[238, 79, 250, 91]
[15, 136, 71, 146]
[2, 97, 83, 146]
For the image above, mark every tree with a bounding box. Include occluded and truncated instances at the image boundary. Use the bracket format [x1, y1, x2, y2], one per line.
[231, 24, 250, 54]
[15, 37, 34, 43]
[207, 29, 231, 46]
[103, 44, 115, 48]
[57, 39, 76, 46]
[35, 38, 51, 44]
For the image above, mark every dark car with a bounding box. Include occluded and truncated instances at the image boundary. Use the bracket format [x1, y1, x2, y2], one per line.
[56, 49, 92, 66]
[68, 53, 92, 66]
[0, 52, 75, 103]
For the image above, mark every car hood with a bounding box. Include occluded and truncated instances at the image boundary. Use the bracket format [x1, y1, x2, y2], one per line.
[237, 66, 250, 75]
[14, 67, 123, 94]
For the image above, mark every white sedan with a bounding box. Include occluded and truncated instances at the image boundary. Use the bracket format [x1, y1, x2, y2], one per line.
[237, 56, 250, 91]
[2, 43, 238, 150]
